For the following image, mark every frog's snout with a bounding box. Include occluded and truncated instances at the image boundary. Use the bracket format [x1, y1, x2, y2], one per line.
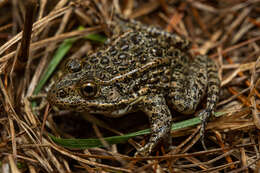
[46, 87, 57, 105]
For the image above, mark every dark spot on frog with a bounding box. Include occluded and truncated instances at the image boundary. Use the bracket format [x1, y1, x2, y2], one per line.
[133, 85, 139, 92]
[118, 53, 127, 59]
[57, 89, 67, 98]
[134, 48, 143, 57]
[66, 59, 82, 73]
[96, 71, 106, 80]
[96, 52, 102, 57]
[118, 66, 128, 71]
[100, 56, 109, 64]
[121, 44, 129, 51]
[112, 57, 122, 65]
[89, 56, 99, 64]
[153, 47, 162, 57]
[112, 70, 118, 75]
[105, 67, 114, 74]
[83, 62, 91, 70]
[109, 46, 118, 56]
[161, 76, 169, 83]
[131, 34, 142, 44]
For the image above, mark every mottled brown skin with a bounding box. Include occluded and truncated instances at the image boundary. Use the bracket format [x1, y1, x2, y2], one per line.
[47, 17, 220, 156]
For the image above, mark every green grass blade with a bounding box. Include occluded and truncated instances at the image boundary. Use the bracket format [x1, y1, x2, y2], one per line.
[83, 33, 107, 43]
[49, 115, 213, 149]
[33, 38, 77, 95]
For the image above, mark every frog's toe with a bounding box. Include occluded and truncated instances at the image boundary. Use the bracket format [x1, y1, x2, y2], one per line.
[134, 143, 153, 157]
[198, 109, 212, 133]
[200, 125, 207, 150]
[198, 110, 212, 150]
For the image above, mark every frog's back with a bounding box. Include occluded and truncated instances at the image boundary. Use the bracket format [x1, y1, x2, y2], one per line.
[82, 29, 181, 88]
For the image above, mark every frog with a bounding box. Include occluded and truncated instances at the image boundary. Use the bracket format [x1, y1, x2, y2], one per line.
[47, 16, 220, 156]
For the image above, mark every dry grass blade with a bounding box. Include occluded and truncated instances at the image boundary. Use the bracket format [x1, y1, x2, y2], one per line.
[49, 142, 132, 172]
[8, 154, 20, 173]
[0, 6, 71, 57]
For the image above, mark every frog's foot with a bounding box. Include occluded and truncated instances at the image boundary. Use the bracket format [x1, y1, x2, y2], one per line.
[198, 109, 212, 150]
[134, 143, 154, 157]
[134, 130, 172, 157]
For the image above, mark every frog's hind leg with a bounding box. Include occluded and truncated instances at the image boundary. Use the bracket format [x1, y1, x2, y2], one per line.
[113, 15, 190, 50]
[169, 55, 220, 145]
[198, 57, 220, 146]
[169, 55, 208, 114]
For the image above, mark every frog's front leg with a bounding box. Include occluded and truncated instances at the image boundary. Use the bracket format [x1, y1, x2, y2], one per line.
[136, 94, 172, 156]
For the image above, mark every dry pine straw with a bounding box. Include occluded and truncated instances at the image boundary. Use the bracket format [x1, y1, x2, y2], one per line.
[0, 0, 260, 172]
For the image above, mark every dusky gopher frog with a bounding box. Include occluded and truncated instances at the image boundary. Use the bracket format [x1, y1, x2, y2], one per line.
[47, 17, 220, 156]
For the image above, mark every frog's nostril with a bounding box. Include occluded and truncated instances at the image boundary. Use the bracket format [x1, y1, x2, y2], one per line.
[57, 89, 67, 98]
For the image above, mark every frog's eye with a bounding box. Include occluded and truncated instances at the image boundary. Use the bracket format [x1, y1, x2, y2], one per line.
[66, 59, 82, 73]
[81, 83, 97, 97]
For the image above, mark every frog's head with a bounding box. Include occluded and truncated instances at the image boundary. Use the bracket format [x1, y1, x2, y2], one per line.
[47, 58, 136, 114]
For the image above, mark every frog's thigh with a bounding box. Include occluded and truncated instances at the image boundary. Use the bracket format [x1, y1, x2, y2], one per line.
[170, 55, 208, 114]
[137, 94, 172, 155]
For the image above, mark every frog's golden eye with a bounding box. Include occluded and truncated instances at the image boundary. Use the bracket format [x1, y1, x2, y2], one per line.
[81, 83, 97, 97]
[66, 59, 82, 73]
